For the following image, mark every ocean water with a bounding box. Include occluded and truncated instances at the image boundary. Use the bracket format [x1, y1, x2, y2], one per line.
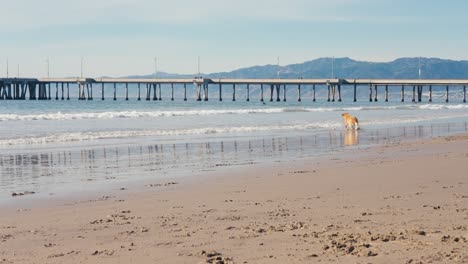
[0, 86, 467, 204]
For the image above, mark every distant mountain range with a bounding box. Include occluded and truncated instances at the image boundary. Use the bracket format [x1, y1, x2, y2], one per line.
[125, 57, 468, 79]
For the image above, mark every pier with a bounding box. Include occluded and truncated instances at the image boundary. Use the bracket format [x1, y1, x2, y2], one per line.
[0, 78, 466, 103]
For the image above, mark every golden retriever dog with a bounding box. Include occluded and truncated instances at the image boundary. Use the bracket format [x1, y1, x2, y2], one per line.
[341, 112, 360, 130]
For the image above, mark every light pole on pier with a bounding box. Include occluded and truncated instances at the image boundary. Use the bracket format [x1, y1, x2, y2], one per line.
[154, 57, 158, 77]
[45, 57, 50, 78]
[6, 59, 9, 78]
[17, 64, 19, 78]
[418, 57, 421, 79]
[80, 57, 84, 78]
[198, 56, 201, 78]
[331, 56, 335, 79]
[276, 56, 280, 79]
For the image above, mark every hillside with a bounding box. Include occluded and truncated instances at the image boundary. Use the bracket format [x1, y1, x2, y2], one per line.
[125, 57, 468, 79]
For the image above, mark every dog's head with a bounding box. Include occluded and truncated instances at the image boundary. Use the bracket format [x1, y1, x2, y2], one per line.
[341, 112, 349, 117]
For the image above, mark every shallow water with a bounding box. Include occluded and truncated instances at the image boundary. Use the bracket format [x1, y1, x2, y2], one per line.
[0, 86, 467, 204]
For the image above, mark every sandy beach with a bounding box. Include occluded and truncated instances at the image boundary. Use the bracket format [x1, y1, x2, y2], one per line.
[1, 134, 467, 264]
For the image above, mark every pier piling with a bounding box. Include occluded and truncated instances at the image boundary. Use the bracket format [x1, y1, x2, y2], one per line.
[29, 83, 37, 100]
[429, 85, 432, 102]
[260, 84, 264, 102]
[297, 84, 301, 102]
[89, 83, 93, 100]
[6, 84, 9, 99]
[401, 85, 405, 102]
[338, 84, 342, 102]
[77, 84, 81, 100]
[464, 85, 466, 103]
[196, 84, 201, 101]
[331, 85, 336, 102]
[283, 84, 286, 102]
[22, 83, 26, 99]
[61, 83, 64, 100]
[153, 84, 157, 100]
[232, 84, 236, 101]
[22, 83, 28, 100]
[270, 85, 274, 102]
[313, 84, 316, 102]
[276, 85, 280, 102]
[374, 85, 378, 102]
[66, 83, 69, 100]
[44, 83, 48, 100]
[203, 84, 208, 101]
[137, 83, 141, 101]
[420, 86, 423, 102]
[55, 83, 59, 100]
[145, 84, 150, 100]
[246, 84, 250, 102]
[2, 84, 6, 100]
[385, 85, 388, 102]
[184, 83, 187, 101]
[125, 83, 129, 101]
[353, 82, 357, 102]
[369, 84, 373, 102]
[327, 84, 331, 102]
[446, 85, 449, 102]
[145, 84, 149, 100]
[171, 83, 175, 101]
[412, 85, 416, 102]
[218, 83, 222, 101]
[113, 83, 117, 101]
[158, 83, 162, 100]
[102, 83, 105, 100]
[86, 84, 90, 100]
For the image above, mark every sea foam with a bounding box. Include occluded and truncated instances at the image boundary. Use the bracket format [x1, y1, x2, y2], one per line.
[1, 104, 467, 122]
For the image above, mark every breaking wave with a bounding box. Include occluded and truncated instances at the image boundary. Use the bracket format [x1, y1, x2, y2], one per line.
[1, 104, 467, 122]
[0, 122, 341, 146]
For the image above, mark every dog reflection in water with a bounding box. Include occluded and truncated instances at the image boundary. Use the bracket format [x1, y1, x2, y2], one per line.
[344, 130, 359, 146]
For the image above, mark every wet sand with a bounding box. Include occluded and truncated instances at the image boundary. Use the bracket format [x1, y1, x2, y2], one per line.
[1, 134, 467, 263]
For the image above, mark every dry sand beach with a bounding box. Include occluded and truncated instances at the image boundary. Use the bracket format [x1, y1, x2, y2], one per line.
[1, 134, 467, 264]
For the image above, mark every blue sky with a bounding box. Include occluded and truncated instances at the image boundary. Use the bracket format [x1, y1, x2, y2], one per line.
[1, 0, 467, 77]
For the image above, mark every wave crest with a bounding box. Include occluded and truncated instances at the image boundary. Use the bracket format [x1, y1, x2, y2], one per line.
[0, 104, 467, 122]
[0, 122, 341, 146]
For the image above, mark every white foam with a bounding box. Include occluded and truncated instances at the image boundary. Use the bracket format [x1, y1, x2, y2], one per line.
[361, 112, 468, 126]
[0, 122, 341, 146]
[1, 104, 467, 122]
[418, 104, 468, 110]
[0, 108, 286, 122]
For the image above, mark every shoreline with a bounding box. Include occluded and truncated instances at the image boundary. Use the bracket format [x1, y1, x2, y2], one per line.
[1, 121, 467, 209]
[1, 133, 467, 263]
